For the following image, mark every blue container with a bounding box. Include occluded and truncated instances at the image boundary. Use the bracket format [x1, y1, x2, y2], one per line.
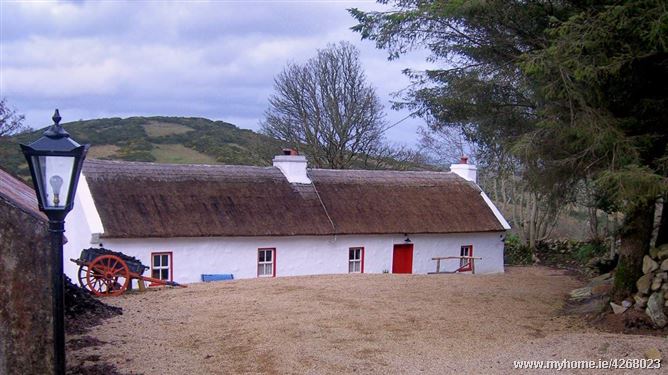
[201, 274, 234, 282]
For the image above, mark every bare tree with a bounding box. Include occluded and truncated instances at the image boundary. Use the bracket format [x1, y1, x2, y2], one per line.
[261, 42, 386, 169]
[482, 162, 565, 253]
[418, 124, 565, 252]
[0, 98, 27, 136]
[417, 126, 477, 167]
[364, 142, 430, 170]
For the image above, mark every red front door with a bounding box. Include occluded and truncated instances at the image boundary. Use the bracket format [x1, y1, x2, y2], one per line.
[392, 244, 413, 274]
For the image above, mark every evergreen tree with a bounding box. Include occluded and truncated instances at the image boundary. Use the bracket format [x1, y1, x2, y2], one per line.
[351, 0, 668, 297]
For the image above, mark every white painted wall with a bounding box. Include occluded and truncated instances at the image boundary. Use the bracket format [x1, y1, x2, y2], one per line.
[63, 197, 92, 279]
[64, 231, 505, 284]
[63, 176, 102, 279]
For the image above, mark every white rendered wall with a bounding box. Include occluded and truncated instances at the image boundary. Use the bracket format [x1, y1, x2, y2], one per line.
[64, 195, 92, 279]
[62, 232, 505, 284]
[63, 176, 104, 279]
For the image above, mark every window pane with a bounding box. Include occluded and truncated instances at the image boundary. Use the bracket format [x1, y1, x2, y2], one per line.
[161, 269, 169, 280]
[259, 251, 265, 262]
[162, 255, 169, 266]
[460, 246, 471, 269]
[153, 255, 160, 267]
[355, 262, 360, 273]
[259, 263, 271, 276]
[349, 249, 354, 260]
[40, 156, 75, 208]
[265, 250, 272, 262]
[152, 269, 160, 279]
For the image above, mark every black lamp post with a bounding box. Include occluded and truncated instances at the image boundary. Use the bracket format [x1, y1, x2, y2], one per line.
[20, 109, 89, 375]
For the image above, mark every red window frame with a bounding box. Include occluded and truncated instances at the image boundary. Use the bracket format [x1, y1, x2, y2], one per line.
[150, 251, 173, 286]
[348, 247, 365, 273]
[459, 245, 473, 272]
[257, 248, 276, 278]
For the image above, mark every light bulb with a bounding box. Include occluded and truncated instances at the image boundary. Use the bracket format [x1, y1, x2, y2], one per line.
[49, 175, 63, 206]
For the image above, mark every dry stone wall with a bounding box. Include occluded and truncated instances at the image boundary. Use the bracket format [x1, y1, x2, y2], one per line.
[634, 245, 668, 327]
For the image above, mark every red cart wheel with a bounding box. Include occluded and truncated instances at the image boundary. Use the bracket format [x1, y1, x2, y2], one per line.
[77, 265, 88, 289]
[85, 255, 131, 297]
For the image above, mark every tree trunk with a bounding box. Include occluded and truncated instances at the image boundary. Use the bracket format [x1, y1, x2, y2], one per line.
[612, 200, 655, 300]
[588, 206, 600, 241]
[654, 198, 668, 246]
[528, 192, 537, 250]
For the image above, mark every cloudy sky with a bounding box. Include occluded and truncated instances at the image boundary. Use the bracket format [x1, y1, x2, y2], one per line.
[0, 0, 432, 145]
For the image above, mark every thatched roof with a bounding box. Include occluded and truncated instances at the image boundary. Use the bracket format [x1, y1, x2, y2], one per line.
[83, 159, 505, 238]
[309, 169, 504, 235]
[0, 167, 46, 222]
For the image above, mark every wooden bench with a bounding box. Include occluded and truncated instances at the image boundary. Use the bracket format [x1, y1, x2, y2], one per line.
[428, 256, 483, 274]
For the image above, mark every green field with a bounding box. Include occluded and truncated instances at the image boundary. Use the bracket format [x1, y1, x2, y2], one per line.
[151, 144, 217, 164]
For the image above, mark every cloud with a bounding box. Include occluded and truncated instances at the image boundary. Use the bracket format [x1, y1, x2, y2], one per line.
[1, 0, 430, 145]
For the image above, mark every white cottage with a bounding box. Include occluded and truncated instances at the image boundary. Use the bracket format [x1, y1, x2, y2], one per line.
[63, 152, 510, 284]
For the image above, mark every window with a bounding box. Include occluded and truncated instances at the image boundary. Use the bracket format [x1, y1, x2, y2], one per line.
[151, 252, 172, 282]
[258, 248, 275, 277]
[460, 245, 473, 272]
[349, 247, 364, 273]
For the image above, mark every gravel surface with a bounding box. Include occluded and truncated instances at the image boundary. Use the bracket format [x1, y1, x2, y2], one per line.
[67, 267, 667, 374]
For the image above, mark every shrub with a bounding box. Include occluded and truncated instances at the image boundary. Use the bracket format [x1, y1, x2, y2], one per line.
[575, 242, 607, 264]
[504, 233, 532, 265]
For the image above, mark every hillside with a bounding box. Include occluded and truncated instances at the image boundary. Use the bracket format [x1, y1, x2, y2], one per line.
[0, 116, 288, 179]
[0, 116, 430, 180]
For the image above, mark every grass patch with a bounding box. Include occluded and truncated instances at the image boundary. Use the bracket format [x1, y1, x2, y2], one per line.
[87, 145, 120, 159]
[151, 144, 216, 164]
[143, 121, 194, 138]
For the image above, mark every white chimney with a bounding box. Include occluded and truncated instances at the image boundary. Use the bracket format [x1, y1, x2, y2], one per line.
[273, 148, 311, 184]
[450, 155, 477, 183]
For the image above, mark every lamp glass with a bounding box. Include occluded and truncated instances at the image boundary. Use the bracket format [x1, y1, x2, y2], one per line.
[33, 155, 75, 209]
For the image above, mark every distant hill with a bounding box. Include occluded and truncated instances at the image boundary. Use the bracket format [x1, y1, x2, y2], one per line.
[0, 116, 431, 180]
[0, 116, 285, 179]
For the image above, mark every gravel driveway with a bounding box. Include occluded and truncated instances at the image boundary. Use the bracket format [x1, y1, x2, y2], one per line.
[68, 266, 667, 374]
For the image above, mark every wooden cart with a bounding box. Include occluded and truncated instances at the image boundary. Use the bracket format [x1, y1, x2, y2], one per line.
[71, 248, 184, 297]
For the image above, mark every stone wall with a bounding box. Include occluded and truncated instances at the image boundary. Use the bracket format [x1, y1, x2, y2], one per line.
[634, 246, 668, 327]
[0, 195, 53, 374]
